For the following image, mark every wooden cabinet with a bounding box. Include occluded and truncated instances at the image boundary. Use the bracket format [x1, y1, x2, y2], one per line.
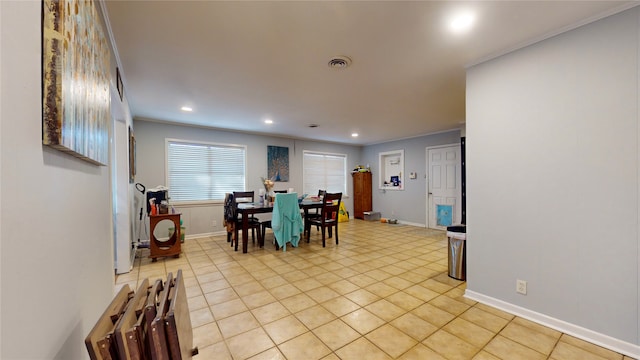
[352, 172, 372, 219]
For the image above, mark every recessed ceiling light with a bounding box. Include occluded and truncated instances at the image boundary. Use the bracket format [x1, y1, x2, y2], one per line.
[309, 124, 319, 128]
[449, 12, 475, 33]
[181, 106, 193, 112]
[351, 133, 359, 137]
[264, 119, 273, 124]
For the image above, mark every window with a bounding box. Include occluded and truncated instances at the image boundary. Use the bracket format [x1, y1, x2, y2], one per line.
[166, 139, 246, 202]
[303, 150, 347, 196]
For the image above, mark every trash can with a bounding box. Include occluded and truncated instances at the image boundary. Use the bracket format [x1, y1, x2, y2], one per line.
[447, 225, 466, 280]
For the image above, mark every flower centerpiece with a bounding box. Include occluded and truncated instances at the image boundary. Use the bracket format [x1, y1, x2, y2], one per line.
[261, 177, 275, 202]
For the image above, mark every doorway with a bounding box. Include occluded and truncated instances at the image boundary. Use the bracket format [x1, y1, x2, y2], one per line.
[426, 144, 462, 230]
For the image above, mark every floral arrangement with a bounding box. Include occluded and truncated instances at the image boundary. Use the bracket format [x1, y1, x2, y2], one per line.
[261, 177, 274, 193]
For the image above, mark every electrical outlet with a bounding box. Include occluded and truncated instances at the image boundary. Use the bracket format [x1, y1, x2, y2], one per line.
[516, 279, 527, 295]
[212, 220, 217, 227]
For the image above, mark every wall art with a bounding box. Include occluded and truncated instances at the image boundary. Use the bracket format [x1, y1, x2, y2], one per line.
[42, 0, 111, 165]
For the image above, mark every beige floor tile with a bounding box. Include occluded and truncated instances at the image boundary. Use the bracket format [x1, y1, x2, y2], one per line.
[549, 341, 619, 360]
[341, 308, 386, 335]
[196, 341, 232, 360]
[366, 282, 399, 298]
[279, 292, 317, 313]
[398, 344, 447, 360]
[365, 299, 407, 322]
[483, 335, 546, 360]
[347, 274, 378, 287]
[411, 302, 456, 327]
[558, 334, 624, 360]
[210, 298, 248, 320]
[263, 315, 309, 344]
[403, 284, 440, 302]
[292, 277, 324, 292]
[365, 324, 418, 358]
[443, 318, 496, 348]
[390, 313, 439, 341]
[326, 279, 360, 294]
[385, 291, 424, 311]
[200, 278, 231, 293]
[217, 311, 260, 339]
[423, 330, 480, 360]
[313, 319, 361, 350]
[499, 322, 558, 355]
[248, 347, 286, 360]
[187, 294, 208, 311]
[259, 275, 289, 289]
[269, 283, 302, 300]
[459, 307, 510, 333]
[278, 332, 332, 360]
[204, 287, 239, 305]
[306, 286, 341, 303]
[320, 296, 360, 317]
[344, 288, 380, 307]
[472, 350, 501, 360]
[334, 337, 393, 360]
[320, 354, 341, 360]
[226, 327, 275, 360]
[190, 307, 214, 328]
[429, 294, 471, 316]
[474, 303, 515, 321]
[512, 317, 562, 339]
[252, 301, 291, 325]
[233, 280, 266, 296]
[241, 290, 277, 309]
[192, 322, 223, 349]
[295, 305, 338, 329]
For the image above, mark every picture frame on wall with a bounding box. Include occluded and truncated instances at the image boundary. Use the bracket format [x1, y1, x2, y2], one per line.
[129, 126, 136, 183]
[42, 0, 111, 166]
[116, 67, 124, 102]
[267, 145, 289, 182]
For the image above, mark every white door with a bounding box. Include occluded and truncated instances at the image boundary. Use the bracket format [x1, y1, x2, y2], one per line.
[426, 145, 461, 230]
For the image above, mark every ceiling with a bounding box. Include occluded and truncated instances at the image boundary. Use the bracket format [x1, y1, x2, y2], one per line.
[104, 1, 636, 145]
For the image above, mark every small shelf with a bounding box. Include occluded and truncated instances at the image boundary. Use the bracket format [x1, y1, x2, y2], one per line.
[379, 149, 404, 190]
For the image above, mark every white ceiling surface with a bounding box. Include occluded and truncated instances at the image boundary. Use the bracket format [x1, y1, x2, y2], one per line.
[105, 1, 636, 145]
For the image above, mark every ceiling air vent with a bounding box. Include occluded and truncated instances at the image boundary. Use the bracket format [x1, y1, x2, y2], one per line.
[328, 56, 352, 69]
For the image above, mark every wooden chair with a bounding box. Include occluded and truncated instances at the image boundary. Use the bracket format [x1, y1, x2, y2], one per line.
[303, 189, 325, 237]
[260, 190, 288, 248]
[231, 191, 263, 249]
[305, 192, 342, 247]
[85, 285, 133, 360]
[114, 279, 150, 360]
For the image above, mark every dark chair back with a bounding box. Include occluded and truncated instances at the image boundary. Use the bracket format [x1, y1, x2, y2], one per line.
[321, 193, 342, 223]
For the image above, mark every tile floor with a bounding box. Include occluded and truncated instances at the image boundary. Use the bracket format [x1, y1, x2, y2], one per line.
[116, 220, 635, 360]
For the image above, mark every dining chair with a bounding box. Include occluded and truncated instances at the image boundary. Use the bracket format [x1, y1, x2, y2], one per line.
[268, 192, 304, 251]
[305, 192, 342, 247]
[232, 191, 262, 248]
[261, 190, 288, 248]
[303, 189, 326, 238]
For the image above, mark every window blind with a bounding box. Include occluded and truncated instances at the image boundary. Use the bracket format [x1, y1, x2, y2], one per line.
[167, 140, 246, 202]
[302, 151, 347, 195]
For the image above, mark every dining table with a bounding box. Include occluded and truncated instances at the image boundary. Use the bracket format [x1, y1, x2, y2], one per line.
[236, 200, 323, 253]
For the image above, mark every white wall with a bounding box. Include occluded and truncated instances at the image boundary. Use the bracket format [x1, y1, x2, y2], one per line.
[1, 1, 120, 358]
[361, 131, 461, 225]
[466, 6, 639, 354]
[133, 119, 363, 238]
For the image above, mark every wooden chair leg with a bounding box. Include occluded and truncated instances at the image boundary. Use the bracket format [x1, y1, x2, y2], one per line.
[321, 227, 326, 247]
[335, 224, 339, 245]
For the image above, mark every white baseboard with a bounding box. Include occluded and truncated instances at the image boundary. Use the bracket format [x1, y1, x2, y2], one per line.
[464, 290, 640, 359]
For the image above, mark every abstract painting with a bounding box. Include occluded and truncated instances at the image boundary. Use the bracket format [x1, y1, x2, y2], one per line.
[267, 146, 289, 182]
[42, 0, 111, 166]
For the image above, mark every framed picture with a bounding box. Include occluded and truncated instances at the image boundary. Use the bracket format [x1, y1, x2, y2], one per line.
[129, 126, 136, 183]
[116, 67, 124, 102]
[42, 0, 110, 166]
[267, 145, 289, 182]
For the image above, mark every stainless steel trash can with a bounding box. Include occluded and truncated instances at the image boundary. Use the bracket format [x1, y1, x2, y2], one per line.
[447, 225, 466, 280]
